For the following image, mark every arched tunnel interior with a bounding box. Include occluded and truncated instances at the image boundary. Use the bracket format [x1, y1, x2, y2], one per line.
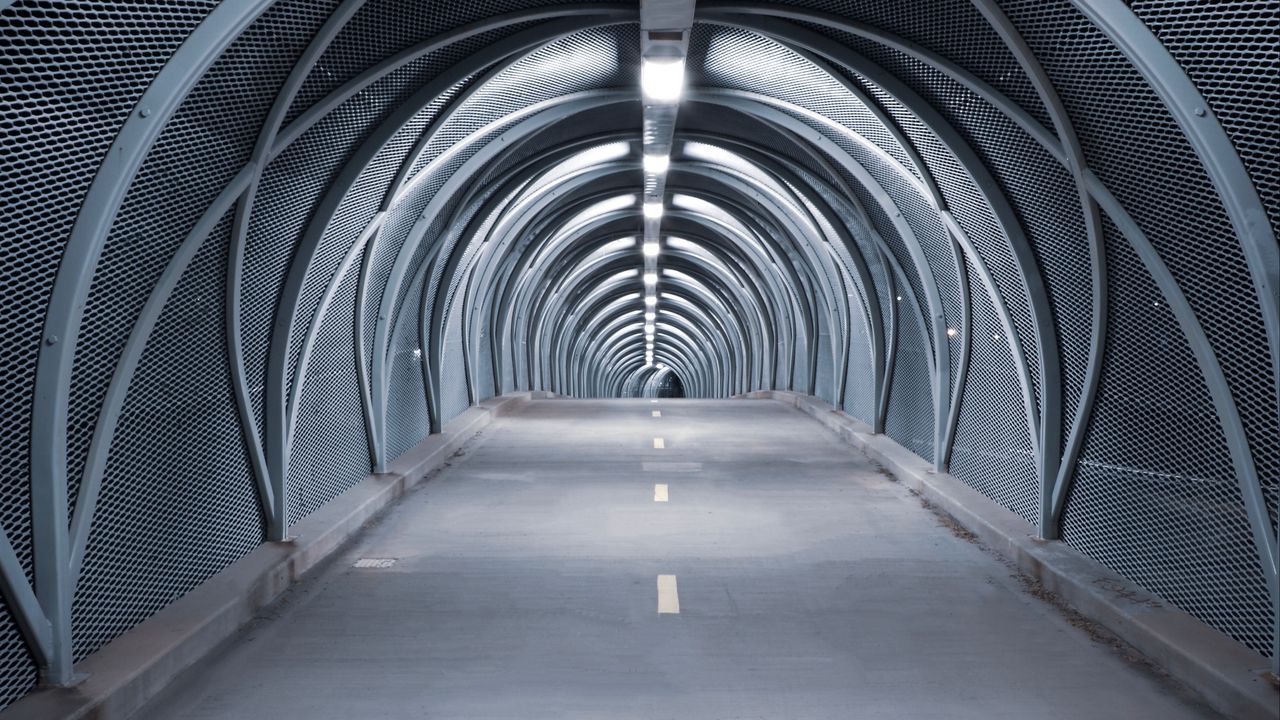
[0, 0, 1277, 716]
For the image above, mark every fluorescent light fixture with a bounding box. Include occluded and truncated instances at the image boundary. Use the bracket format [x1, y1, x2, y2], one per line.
[643, 202, 664, 220]
[657, 363, 666, 369]
[644, 295, 657, 306]
[643, 272, 658, 285]
[642, 242, 660, 257]
[643, 153, 670, 174]
[645, 312, 656, 321]
[641, 57, 685, 101]
[646, 342, 654, 349]
[644, 324, 655, 334]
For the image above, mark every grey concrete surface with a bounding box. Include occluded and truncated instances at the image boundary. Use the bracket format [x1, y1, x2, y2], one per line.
[134, 399, 1220, 720]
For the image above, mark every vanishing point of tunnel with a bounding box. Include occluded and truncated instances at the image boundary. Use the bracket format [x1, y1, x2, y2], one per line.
[0, 1, 1276, 718]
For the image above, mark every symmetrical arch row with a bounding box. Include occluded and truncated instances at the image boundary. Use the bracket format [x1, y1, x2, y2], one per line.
[0, 0, 1275, 707]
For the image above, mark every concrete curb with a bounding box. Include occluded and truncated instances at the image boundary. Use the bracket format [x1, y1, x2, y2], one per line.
[3, 393, 539, 720]
[740, 391, 1278, 720]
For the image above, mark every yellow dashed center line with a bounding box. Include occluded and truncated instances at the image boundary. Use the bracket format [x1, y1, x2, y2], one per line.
[654, 483, 668, 502]
[657, 575, 680, 614]
[653, 437, 665, 449]
[652, 410, 661, 418]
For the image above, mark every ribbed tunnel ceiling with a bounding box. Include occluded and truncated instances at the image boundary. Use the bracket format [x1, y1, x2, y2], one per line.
[0, 0, 1276, 706]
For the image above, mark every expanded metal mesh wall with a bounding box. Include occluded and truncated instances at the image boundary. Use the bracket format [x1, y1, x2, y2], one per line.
[285, 245, 372, 526]
[71, 215, 264, 661]
[1061, 215, 1274, 656]
[0, 0, 1275, 709]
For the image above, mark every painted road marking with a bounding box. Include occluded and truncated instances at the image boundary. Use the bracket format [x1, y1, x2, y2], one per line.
[642, 462, 701, 472]
[650, 399, 658, 403]
[653, 437, 665, 449]
[652, 410, 661, 417]
[353, 558, 396, 568]
[657, 575, 680, 614]
[654, 483, 668, 502]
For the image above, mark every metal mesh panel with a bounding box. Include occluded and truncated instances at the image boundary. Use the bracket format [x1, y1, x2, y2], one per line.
[814, 328, 835, 405]
[1061, 215, 1273, 656]
[286, 244, 372, 525]
[403, 27, 637, 185]
[68, 0, 338, 523]
[0, 605, 35, 709]
[440, 291, 473, 425]
[384, 265, 430, 462]
[283, 0, 605, 126]
[820, 236, 878, 424]
[1000, 0, 1277, 544]
[798, 20, 1100, 471]
[882, 289, 933, 462]
[690, 25, 957, 371]
[0, 0, 220, 604]
[690, 25, 922, 182]
[836, 67, 1042, 419]
[71, 214, 263, 659]
[1130, 0, 1279, 235]
[379, 27, 639, 436]
[472, 296, 498, 402]
[358, 80, 475, 393]
[842, 298, 875, 423]
[689, 25, 940, 409]
[779, 0, 1053, 131]
[853, 145, 964, 395]
[1126, 0, 1280, 538]
[797, 168, 894, 426]
[826, 43, 1089, 448]
[242, 39, 490, 446]
[284, 105, 437, 396]
[949, 255, 1040, 524]
[744, 12, 1048, 420]
[792, 331, 811, 393]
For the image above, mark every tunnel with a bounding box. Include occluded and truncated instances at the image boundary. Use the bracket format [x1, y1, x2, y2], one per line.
[0, 0, 1277, 717]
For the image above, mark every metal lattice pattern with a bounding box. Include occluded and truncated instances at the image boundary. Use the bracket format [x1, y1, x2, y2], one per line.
[0, 0, 1275, 708]
[72, 215, 263, 659]
[1061, 215, 1273, 654]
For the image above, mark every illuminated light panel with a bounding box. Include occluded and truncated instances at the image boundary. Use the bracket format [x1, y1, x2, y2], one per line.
[641, 57, 684, 101]
[642, 242, 660, 257]
[644, 295, 657, 306]
[643, 201, 664, 220]
[643, 153, 670, 174]
[643, 272, 658, 285]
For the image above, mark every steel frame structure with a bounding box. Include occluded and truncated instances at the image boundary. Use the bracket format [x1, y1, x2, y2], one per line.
[0, 0, 1275, 704]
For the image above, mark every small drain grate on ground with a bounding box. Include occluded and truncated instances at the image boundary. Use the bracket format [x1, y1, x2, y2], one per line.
[352, 558, 397, 568]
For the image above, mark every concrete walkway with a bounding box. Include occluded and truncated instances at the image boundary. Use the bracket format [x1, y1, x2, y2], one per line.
[137, 399, 1216, 719]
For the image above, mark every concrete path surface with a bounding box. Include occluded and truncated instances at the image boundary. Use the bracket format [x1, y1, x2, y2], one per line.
[136, 399, 1217, 719]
